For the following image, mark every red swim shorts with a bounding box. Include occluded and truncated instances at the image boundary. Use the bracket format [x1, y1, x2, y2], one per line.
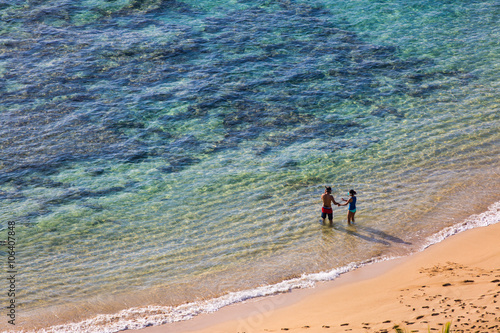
[321, 207, 333, 214]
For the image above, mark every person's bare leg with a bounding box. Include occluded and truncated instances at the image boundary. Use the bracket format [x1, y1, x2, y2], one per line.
[347, 211, 355, 225]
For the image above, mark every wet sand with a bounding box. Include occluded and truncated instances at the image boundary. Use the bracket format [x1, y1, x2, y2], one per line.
[133, 222, 500, 333]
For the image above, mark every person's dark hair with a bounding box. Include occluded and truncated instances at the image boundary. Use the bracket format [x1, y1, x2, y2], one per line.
[325, 186, 332, 193]
[349, 189, 356, 195]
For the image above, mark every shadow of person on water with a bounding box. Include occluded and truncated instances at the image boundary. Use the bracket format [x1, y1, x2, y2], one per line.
[321, 222, 412, 247]
[356, 225, 412, 245]
[325, 223, 391, 246]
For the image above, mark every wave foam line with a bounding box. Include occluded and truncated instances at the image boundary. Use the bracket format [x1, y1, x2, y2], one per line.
[29, 201, 500, 333]
[28, 262, 365, 333]
[422, 200, 500, 251]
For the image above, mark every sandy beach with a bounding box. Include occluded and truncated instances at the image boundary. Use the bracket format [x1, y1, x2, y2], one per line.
[133, 221, 500, 333]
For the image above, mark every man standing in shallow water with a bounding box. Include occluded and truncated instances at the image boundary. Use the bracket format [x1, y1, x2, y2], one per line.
[321, 186, 340, 225]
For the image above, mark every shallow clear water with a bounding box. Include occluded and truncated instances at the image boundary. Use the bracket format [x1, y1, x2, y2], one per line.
[0, 0, 499, 331]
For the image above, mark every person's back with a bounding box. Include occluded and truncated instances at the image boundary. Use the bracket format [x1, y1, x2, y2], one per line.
[322, 192, 334, 207]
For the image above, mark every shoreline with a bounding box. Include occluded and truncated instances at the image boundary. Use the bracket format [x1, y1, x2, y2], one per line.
[133, 219, 500, 333]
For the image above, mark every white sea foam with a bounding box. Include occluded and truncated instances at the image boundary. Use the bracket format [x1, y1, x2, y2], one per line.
[421, 201, 500, 251]
[29, 201, 500, 333]
[29, 262, 367, 333]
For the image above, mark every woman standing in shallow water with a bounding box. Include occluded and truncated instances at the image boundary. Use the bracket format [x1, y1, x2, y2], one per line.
[340, 189, 357, 225]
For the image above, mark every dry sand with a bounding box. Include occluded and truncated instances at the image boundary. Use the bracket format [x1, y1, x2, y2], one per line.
[133, 222, 500, 333]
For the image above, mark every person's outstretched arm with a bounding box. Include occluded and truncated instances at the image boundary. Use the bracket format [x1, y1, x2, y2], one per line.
[339, 197, 352, 206]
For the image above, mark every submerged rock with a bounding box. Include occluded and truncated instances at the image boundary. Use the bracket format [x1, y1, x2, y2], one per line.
[0, 0, 468, 179]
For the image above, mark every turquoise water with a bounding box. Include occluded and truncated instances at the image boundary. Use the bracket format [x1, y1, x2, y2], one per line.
[0, 0, 499, 331]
